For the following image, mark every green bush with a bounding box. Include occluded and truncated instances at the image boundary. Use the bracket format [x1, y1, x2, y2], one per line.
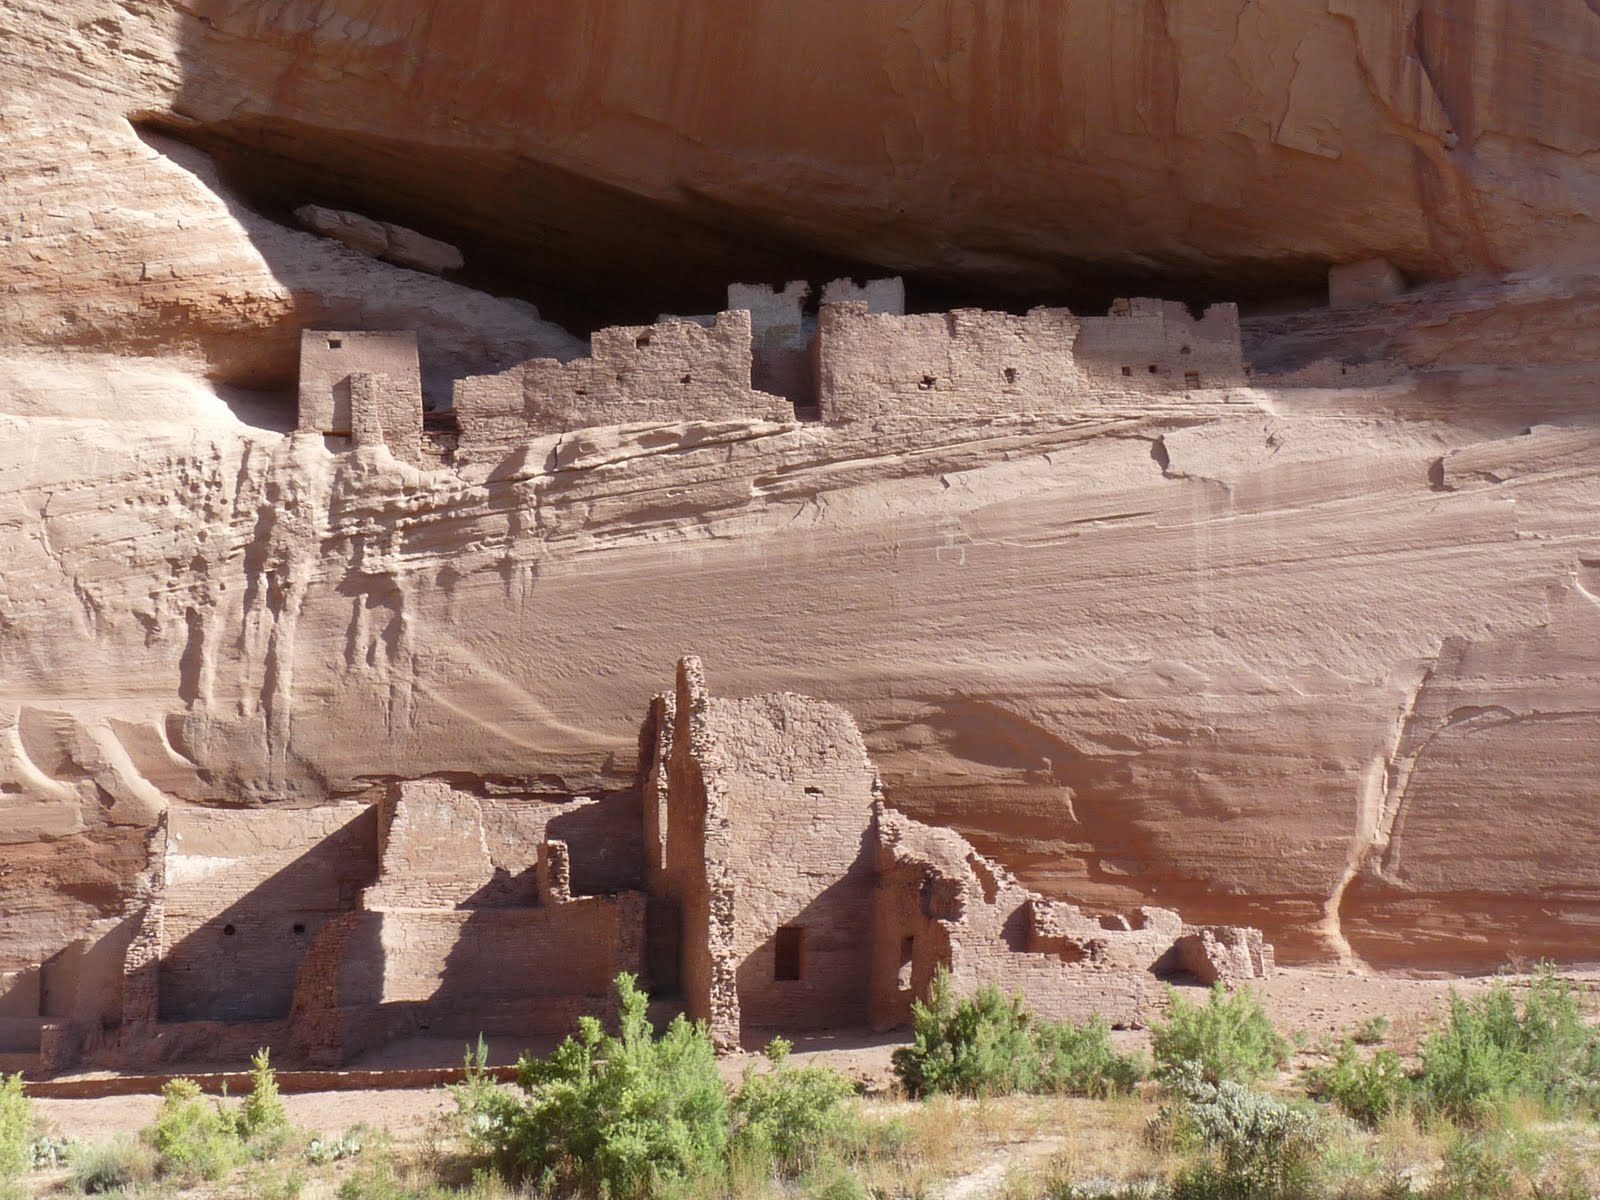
[1306, 1039, 1412, 1127]
[238, 1047, 291, 1149]
[0, 1074, 30, 1182]
[143, 1077, 244, 1181]
[1418, 966, 1600, 1123]
[1160, 1068, 1320, 1200]
[1150, 985, 1290, 1085]
[730, 1038, 859, 1175]
[466, 973, 727, 1197]
[70, 1136, 158, 1195]
[891, 967, 1143, 1098]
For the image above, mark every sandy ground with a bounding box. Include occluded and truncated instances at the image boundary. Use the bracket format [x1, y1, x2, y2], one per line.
[31, 964, 1595, 1143]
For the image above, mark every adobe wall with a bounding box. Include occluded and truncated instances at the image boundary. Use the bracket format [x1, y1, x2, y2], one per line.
[348, 371, 424, 467]
[653, 658, 878, 1043]
[816, 299, 1246, 424]
[1072, 299, 1245, 390]
[452, 311, 789, 464]
[297, 331, 421, 435]
[157, 803, 378, 1024]
[816, 305, 1089, 423]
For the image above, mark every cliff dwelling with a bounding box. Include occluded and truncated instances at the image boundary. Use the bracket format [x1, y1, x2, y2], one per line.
[1, 659, 1268, 1074]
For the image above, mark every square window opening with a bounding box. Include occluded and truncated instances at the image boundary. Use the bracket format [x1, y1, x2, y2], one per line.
[327, 339, 343, 350]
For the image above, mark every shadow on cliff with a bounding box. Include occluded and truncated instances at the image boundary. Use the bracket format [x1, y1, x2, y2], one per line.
[155, 806, 380, 1029]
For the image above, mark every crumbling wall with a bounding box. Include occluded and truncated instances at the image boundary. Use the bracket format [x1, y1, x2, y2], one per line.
[871, 806, 1271, 1029]
[453, 312, 788, 464]
[366, 780, 643, 910]
[349, 372, 424, 466]
[729, 281, 811, 406]
[659, 658, 741, 1049]
[156, 803, 378, 1024]
[819, 277, 906, 313]
[1073, 299, 1245, 390]
[297, 331, 421, 436]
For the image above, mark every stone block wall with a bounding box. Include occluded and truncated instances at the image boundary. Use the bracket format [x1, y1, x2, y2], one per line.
[349, 371, 424, 466]
[297, 331, 421, 436]
[366, 780, 643, 910]
[817, 305, 1089, 423]
[871, 807, 1269, 1029]
[156, 803, 378, 1023]
[1073, 299, 1245, 391]
[453, 311, 789, 464]
[817, 299, 1246, 424]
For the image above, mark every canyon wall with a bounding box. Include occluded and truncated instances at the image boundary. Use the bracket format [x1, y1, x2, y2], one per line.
[3, 0, 1600, 1049]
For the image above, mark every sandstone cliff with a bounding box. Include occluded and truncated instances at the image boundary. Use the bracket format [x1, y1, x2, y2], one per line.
[3, 2, 1600, 1004]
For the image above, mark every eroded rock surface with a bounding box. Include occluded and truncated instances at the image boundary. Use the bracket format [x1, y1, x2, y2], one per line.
[2, 0, 1600, 1072]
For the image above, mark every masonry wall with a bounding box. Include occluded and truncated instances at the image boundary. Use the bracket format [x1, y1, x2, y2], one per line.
[817, 306, 1089, 423]
[334, 898, 644, 1010]
[365, 780, 643, 910]
[453, 311, 788, 464]
[1072, 299, 1245, 390]
[298, 331, 421, 435]
[660, 659, 740, 1047]
[817, 299, 1247, 424]
[871, 808, 1268, 1029]
[157, 804, 378, 1024]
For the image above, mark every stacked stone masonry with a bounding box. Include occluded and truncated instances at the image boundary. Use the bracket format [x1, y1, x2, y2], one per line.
[296, 280, 1249, 468]
[0, 658, 1271, 1073]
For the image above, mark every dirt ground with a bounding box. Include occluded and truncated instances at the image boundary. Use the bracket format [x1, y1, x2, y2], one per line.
[30, 964, 1594, 1143]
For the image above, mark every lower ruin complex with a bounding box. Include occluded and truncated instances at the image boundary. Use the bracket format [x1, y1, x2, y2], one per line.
[0, 660, 1268, 1074]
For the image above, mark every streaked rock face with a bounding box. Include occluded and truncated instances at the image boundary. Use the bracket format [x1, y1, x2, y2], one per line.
[2, 0, 1599, 1021]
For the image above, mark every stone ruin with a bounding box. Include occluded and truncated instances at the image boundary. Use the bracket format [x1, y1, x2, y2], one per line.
[1, 659, 1268, 1073]
[292, 279, 1250, 471]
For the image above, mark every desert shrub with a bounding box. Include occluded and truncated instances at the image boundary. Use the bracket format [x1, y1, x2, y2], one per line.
[466, 973, 727, 1197]
[1418, 966, 1600, 1124]
[1352, 1016, 1391, 1046]
[1160, 1068, 1320, 1200]
[0, 1074, 30, 1182]
[143, 1076, 243, 1180]
[730, 1038, 859, 1175]
[1034, 1014, 1147, 1097]
[1151, 985, 1290, 1085]
[892, 967, 1143, 1098]
[1306, 1040, 1413, 1128]
[70, 1136, 158, 1195]
[238, 1047, 291, 1149]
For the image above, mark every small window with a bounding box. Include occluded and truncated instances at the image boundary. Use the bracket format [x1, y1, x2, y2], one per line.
[222, 923, 236, 936]
[918, 375, 937, 390]
[327, 339, 342, 350]
[635, 333, 651, 348]
[1180, 344, 1192, 355]
[680, 374, 692, 384]
[1121, 366, 1132, 377]
[899, 935, 915, 966]
[804, 786, 823, 797]
[1184, 371, 1201, 389]
[1148, 364, 1159, 374]
[1003, 367, 1018, 384]
[774, 926, 804, 981]
[292, 922, 307, 935]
